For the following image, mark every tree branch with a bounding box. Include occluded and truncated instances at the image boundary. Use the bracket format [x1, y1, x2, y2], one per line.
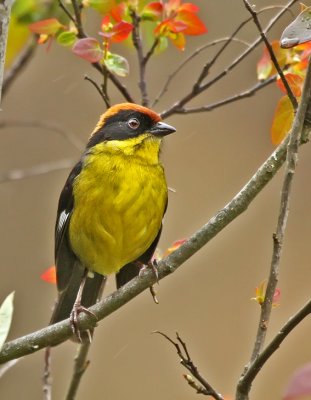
[165, 75, 276, 115]
[0, 0, 14, 105]
[243, 0, 298, 110]
[236, 296, 311, 398]
[161, 0, 298, 119]
[65, 342, 91, 400]
[156, 332, 224, 400]
[130, 10, 148, 106]
[236, 56, 311, 400]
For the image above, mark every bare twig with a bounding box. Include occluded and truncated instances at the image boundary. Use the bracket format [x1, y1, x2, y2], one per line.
[153, 37, 250, 107]
[169, 75, 277, 115]
[2, 39, 37, 98]
[0, 0, 14, 105]
[243, 0, 298, 110]
[236, 57, 311, 400]
[155, 332, 223, 399]
[161, 0, 298, 119]
[84, 75, 110, 108]
[143, 37, 159, 66]
[237, 297, 311, 398]
[68, 0, 134, 103]
[65, 342, 91, 400]
[130, 10, 148, 106]
[43, 347, 52, 400]
[1, 113, 310, 362]
[0, 118, 84, 150]
[0, 159, 75, 184]
[58, 0, 75, 23]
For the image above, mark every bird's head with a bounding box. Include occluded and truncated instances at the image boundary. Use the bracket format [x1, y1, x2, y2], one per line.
[87, 103, 176, 149]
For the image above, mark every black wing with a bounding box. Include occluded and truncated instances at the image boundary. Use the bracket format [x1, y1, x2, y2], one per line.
[51, 160, 105, 324]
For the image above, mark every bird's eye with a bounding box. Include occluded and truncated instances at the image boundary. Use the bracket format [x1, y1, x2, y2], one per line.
[128, 118, 140, 130]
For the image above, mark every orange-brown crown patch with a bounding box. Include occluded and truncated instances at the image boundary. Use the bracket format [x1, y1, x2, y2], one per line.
[91, 103, 161, 136]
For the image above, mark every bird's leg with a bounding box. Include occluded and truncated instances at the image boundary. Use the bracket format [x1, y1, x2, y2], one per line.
[70, 269, 98, 343]
[137, 260, 159, 304]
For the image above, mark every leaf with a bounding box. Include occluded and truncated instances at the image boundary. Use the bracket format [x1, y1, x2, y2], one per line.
[57, 31, 77, 46]
[110, 21, 133, 42]
[283, 363, 311, 399]
[276, 73, 303, 97]
[280, 6, 311, 48]
[104, 52, 129, 76]
[29, 18, 64, 35]
[141, 2, 163, 21]
[0, 292, 15, 351]
[257, 41, 288, 80]
[176, 10, 208, 35]
[83, 0, 116, 14]
[41, 266, 57, 284]
[72, 38, 103, 63]
[271, 96, 295, 145]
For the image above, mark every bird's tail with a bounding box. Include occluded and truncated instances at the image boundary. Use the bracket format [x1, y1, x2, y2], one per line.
[50, 263, 106, 325]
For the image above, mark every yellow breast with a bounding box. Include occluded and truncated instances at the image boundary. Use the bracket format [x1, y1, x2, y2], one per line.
[69, 134, 168, 275]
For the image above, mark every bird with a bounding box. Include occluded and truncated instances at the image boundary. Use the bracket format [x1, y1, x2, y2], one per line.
[50, 102, 176, 340]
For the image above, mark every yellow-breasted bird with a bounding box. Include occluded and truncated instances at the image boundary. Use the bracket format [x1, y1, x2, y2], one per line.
[50, 103, 176, 337]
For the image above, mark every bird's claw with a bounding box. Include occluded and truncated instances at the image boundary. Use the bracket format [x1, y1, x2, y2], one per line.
[70, 304, 97, 343]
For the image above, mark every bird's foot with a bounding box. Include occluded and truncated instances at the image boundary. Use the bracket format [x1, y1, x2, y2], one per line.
[137, 260, 159, 304]
[70, 303, 97, 343]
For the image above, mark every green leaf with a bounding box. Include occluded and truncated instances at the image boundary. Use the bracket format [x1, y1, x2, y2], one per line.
[57, 31, 77, 46]
[83, 0, 116, 14]
[156, 36, 168, 54]
[104, 53, 129, 77]
[0, 292, 15, 351]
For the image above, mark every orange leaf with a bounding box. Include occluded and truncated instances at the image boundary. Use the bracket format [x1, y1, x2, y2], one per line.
[276, 73, 303, 97]
[141, 2, 163, 21]
[176, 10, 207, 35]
[271, 96, 295, 145]
[41, 266, 56, 284]
[29, 18, 64, 35]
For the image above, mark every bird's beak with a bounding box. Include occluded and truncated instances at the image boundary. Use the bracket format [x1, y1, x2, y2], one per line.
[148, 121, 176, 137]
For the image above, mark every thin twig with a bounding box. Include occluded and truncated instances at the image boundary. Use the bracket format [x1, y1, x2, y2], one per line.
[243, 0, 298, 110]
[1, 116, 310, 362]
[161, 0, 298, 119]
[130, 10, 148, 106]
[58, 0, 75, 23]
[68, 0, 134, 103]
[0, 159, 75, 184]
[236, 57, 311, 400]
[143, 37, 159, 66]
[2, 39, 37, 98]
[0, 0, 15, 105]
[43, 347, 52, 400]
[65, 342, 91, 400]
[153, 37, 250, 108]
[237, 296, 311, 398]
[155, 332, 223, 399]
[84, 75, 110, 108]
[169, 75, 277, 115]
[0, 118, 84, 150]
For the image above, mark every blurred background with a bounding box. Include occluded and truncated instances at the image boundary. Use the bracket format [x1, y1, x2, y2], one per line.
[1, 0, 311, 399]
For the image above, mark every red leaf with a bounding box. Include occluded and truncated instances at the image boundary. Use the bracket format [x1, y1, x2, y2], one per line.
[276, 73, 303, 97]
[110, 3, 126, 22]
[72, 38, 103, 63]
[111, 21, 133, 42]
[176, 10, 207, 35]
[41, 266, 56, 284]
[29, 18, 63, 35]
[142, 2, 163, 21]
[283, 363, 311, 399]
